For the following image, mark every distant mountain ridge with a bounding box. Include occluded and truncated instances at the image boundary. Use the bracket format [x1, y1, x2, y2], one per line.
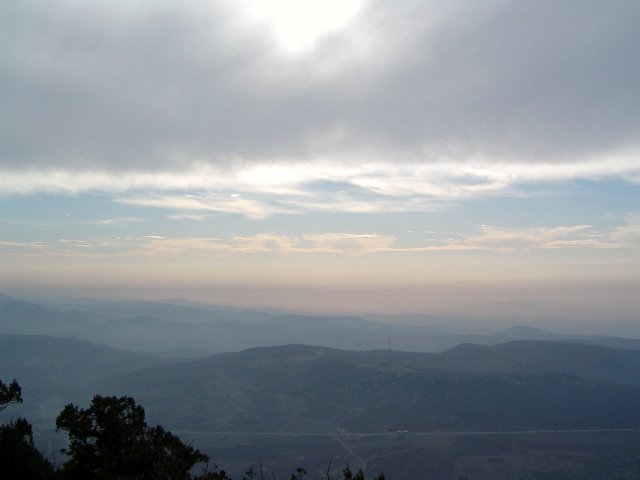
[3, 294, 640, 355]
[0, 333, 175, 428]
[0, 334, 170, 392]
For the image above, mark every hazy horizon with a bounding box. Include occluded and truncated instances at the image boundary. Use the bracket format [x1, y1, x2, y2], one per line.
[2, 288, 640, 338]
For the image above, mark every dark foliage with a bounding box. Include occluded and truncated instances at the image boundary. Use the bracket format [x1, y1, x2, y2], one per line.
[196, 466, 232, 480]
[290, 467, 306, 480]
[1, 377, 385, 480]
[0, 378, 22, 410]
[340, 465, 384, 480]
[0, 417, 57, 480]
[55, 395, 209, 480]
[0, 379, 56, 480]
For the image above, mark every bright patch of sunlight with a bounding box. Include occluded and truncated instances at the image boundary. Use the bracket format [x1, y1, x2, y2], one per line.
[240, 0, 364, 54]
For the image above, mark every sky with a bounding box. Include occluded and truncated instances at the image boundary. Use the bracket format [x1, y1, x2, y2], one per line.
[1, 0, 639, 318]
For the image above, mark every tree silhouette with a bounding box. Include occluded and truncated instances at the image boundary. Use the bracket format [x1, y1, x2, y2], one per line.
[341, 465, 384, 480]
[56, 395, 209, 480]
[290, 467, 306, 480]
[1, 381, 389, 480]
[0, 417, 56, 480]
[196, 466, 232, 480]
[0, 378, 22, 410]
[0, 379, 56, 480]
[243, 467, 256, 480]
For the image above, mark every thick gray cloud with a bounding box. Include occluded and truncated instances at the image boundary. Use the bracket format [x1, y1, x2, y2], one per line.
[1, 0, 639, 172]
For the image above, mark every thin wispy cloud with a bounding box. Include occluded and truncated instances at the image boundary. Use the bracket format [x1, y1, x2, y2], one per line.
[165, 213, 208, 221]
[610, 216, 640, 249]
[0, 241, 50, 252]
[461, 225, 618, 251]
[4, 221, 636, 259]
[94, 217, 143, 225]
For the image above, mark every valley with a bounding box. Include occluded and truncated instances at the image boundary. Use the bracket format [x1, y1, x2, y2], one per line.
[3, 293, 640, 479]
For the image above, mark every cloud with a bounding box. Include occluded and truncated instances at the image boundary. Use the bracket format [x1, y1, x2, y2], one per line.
[117, 192, 287, 220]
[0, 241, 50, 253]
[4, 158, 638, 219]
[115, 224, 634, 256]
[135, 237, 229, 256]
[4, 218, 638, 260]
[1, 0, 639, 203]
[136, 233, 397, 255]
[458, 224, 625, 251]
[165, 213, 208, 221]
[0, 238, 133, 257]
[301, 233, 394, 254]
[610, 216, 640, 249]
[94, 217, 143, 225]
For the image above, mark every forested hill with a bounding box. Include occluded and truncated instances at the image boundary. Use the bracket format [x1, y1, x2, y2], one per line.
[6, 335, 640, 479]
[94, 342, 640, 433]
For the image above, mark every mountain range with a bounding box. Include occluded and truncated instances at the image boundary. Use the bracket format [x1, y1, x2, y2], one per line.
[3, 293, 640, 355]
[4, 292, 640, 479]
